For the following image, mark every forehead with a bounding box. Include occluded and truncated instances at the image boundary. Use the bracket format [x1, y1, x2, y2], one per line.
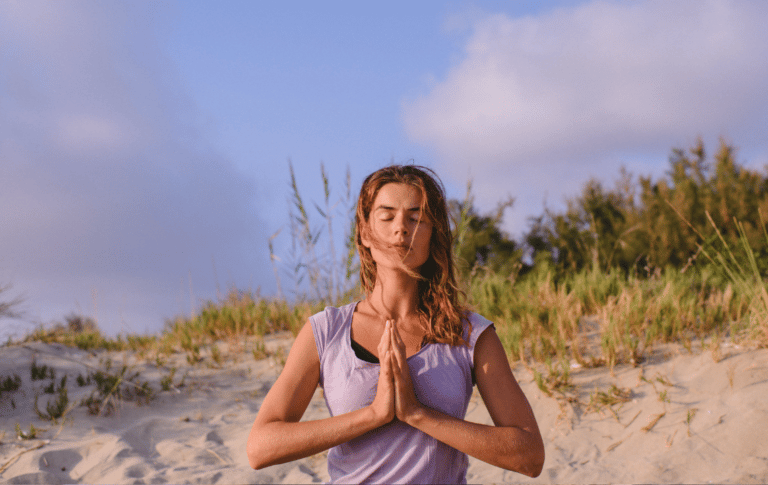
[372, 183, 423, 208]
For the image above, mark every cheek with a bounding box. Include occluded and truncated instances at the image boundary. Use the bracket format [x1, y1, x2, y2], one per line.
[419, 226, 433, 247]
[360, 223, 375, 248]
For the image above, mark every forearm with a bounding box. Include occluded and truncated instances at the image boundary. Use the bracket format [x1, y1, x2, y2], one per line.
[406, 406, 545, 477]
[247, 405, 382, 469]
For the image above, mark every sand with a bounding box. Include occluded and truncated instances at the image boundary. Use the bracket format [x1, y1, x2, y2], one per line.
[1, 333, 766, 484]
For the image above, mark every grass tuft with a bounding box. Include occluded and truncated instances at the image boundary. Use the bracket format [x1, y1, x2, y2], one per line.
[586, 384, 632, 420]
[34, 383, 71, 422]
[15, 423, 39, 440]
[0, 374, 22, 398]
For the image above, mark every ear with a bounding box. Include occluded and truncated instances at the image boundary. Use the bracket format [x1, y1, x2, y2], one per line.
[360, 224, 372, 249]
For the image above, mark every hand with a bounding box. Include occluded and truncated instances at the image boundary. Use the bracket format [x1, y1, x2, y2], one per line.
[369, 320, 395, 426]
[390, 320, 423, 424]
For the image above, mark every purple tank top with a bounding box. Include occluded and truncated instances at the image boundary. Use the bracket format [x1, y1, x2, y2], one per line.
[310, 302, 494, 484]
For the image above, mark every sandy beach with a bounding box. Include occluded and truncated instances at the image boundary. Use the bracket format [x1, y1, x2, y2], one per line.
[1, 333, 766, 484]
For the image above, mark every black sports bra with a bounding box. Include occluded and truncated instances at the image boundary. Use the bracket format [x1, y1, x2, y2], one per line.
[351, 337, 379, 363]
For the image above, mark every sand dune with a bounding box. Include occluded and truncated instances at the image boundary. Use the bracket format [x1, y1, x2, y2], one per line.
[1, 333, 766, 484]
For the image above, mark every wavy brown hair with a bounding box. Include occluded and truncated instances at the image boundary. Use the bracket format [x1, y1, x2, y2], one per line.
[356, 165, 469, 346]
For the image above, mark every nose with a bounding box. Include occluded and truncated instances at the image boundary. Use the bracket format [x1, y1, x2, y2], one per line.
[393, 213, 409, 237]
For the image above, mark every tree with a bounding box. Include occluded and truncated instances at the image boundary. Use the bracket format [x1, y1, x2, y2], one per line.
[525, 174, 642, 275]
[450, 185, 521, 279]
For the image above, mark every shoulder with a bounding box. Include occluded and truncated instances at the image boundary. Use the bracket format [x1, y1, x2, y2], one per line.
[464, 312, 495, 349]
[310, 302, 356, 331]
[309, 302, 356, 358]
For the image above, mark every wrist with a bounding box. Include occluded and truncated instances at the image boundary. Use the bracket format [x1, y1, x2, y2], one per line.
[403, 404, 427, 428]
[367, 403, 392, 428]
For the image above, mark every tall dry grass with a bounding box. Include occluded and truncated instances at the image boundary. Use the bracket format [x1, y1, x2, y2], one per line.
[470, 262, 760, 368]
[14, 171, 768, 372]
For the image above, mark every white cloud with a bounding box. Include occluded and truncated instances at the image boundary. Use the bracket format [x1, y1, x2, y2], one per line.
[0, 1, 268, 336]
[404, 0, 768, 231]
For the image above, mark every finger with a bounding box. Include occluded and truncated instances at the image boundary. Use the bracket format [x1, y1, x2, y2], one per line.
[391, 318, 408, 351]
[378, 320, 391, 356]
[380, 350, 390, 377]
[390, 319, 401, 348]
[379, 351, 394, 387]
[390, 326, 406, 373]
[389, 320, 399, 356]
[393, 320, 405, 349]
[382, 320, 391, 346]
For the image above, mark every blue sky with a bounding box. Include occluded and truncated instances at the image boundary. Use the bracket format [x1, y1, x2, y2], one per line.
[2, 0, 767, 338]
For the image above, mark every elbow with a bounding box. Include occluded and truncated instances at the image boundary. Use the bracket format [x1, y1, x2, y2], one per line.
[503, 435, 544, 478]
[526, 455, 544, 478]
[247, 447, 271, 470]
[511, 451, 544, 478]
[247, 452, 265, 471]
[246, 435, 275, 470]
[246, 442, 263, 470]
[522, 441, 545, 478]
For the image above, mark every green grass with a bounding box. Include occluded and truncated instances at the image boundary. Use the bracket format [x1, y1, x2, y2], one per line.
[15, 423, 39, 440]
[159, 290, 324, 365]
[469, 261, 761, 368]
[0, 373, 21, 398]
[23, 322, 157, 353]
[14, 289, 325, 368]
[34, 383, 71, 422]
[15, 257, 766, 374]
[585, 384, 632, 420]
[80, 360, 153, 416]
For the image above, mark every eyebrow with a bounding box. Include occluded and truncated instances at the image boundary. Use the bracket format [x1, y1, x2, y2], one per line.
[374, 205, 422, 212]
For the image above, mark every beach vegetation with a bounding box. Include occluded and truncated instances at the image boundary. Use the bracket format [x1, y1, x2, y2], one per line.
[30, 358, 55, 381]
[160, 367, 176, 391]
[585, 384, 633, 421]
[81, 363, 153, 416]
[0, 373, 22, 398]
[15, 423, 39, 440]
[42, 380, 55, 394]
[159, 367, 186, 392]
[641, 412, 666, 433]
[76, 373, 91, 387]
[161, 290, 323, 366]
[532, 358, 574, 400]
[210, 345, 222, 366]
[639, 372, 674, 407]
[12, 140, 768, 392]
[252, 339, 269, 360]
[727, 362, 736, 388]
[22, 314, 158, 353]
[283, 161, 358, 303]
[685, 407, 698, 436]
[34, 382, 71, 422]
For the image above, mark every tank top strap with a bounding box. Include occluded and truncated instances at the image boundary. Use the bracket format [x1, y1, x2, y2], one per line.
[465, 312, 495, 366]
[309, 302, 358, 387]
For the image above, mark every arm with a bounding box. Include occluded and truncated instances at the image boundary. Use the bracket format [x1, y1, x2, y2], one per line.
[246, 319, 395, 469]
[390, 322, 545, 477]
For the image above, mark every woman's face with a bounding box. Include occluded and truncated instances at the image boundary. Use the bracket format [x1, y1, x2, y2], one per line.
[362, 183, 432, 271]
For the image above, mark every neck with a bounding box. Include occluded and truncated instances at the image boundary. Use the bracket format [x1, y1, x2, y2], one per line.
[367, 268, 420, 321]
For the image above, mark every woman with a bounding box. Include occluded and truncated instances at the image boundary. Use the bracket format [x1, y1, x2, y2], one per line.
[247, 165, 544, 483]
